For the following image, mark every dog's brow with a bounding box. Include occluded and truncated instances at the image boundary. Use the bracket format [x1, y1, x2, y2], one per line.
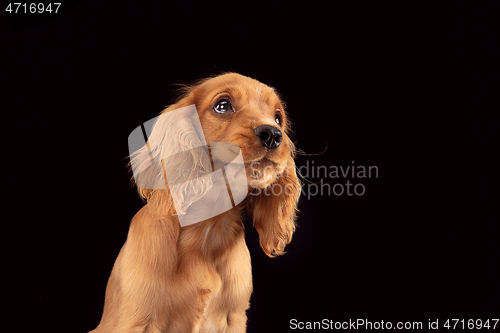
[257, 85, 263, 105]
[220, 77, 231, 91]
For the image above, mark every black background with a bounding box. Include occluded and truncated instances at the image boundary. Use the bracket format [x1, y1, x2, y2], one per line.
[1, 1, 499, 332]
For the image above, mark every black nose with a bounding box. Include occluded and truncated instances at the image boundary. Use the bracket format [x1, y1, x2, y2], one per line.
[254, 125, 283, 149]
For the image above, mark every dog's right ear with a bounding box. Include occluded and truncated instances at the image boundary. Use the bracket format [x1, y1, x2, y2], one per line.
[128, 89, 219, 221]
[247, 152, 301, 257]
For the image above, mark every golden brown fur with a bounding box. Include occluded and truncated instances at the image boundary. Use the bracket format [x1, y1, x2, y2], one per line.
[89, 73, 300, 333]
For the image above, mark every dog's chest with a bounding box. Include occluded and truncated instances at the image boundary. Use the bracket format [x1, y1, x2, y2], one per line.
[198, 240, 252, 331]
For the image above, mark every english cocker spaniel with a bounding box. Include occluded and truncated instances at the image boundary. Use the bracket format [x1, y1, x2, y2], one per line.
[89, 73, 301, 333]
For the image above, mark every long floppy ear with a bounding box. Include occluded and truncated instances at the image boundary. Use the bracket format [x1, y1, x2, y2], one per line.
[128, 92, 213, 220]
[249, 150, 301, 257]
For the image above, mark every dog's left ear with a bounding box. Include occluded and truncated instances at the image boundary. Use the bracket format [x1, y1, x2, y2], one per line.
[248, 151, 301, 257]
[128, 90, 214, 220]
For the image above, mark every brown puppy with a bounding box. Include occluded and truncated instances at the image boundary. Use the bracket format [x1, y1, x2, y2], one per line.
[89, 73, 301, 333]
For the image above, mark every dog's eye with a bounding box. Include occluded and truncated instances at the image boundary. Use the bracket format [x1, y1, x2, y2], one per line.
[275, 114, 282, 126]
[213, 98, 234, 114]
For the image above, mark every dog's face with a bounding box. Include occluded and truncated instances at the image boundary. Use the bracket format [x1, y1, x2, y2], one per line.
[189, 73, 293, 189]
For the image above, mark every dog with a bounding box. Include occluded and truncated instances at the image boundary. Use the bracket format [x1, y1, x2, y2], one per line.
[89, 73, 301, 333]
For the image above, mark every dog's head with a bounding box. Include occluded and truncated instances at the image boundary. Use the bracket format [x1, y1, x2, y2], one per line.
[130, 73, 301, 257]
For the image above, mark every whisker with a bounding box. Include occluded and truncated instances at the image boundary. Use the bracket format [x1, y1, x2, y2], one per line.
[257, 85, 263, 105]
[295, 142, 328, 156]
[220, 76, 231, 90]
[295, 166, 324, 185]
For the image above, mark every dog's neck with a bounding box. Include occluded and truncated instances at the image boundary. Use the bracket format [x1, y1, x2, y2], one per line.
[178, 205, 245, 261]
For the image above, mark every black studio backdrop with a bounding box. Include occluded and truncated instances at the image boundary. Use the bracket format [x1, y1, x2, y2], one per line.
[1, 2, 499, 332]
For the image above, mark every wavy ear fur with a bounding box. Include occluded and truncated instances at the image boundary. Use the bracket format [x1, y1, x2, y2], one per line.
[128, 93, 213, 219]
[249, 151, 301, 257]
